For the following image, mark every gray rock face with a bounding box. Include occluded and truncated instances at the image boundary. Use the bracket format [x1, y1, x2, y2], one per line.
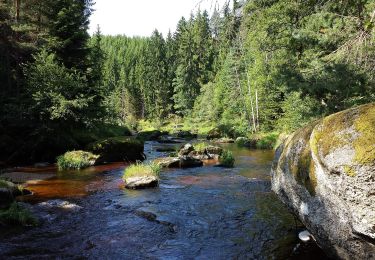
[271, 103, 375, 259]
[124, 176, 158, 189]
[178, 143, 194, 157]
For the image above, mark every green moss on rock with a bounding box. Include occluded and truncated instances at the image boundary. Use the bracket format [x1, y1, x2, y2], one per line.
[87, 136, 144, 163]
[344, 165, 356, 177]
[57, 150, 99, 170]
[311, 103, 375, 171]
[353, 103, 375, 165]
[283, 121, 318, 196]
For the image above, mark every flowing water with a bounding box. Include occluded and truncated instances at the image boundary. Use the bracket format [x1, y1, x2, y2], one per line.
[0, 141, 328, 259]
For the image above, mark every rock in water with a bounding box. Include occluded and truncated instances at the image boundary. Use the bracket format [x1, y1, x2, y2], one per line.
[154, 157, 181, 168]
[178, 143, 194, 157]
[271, 103, 375, 259]
[87, 137, 144, 163]
[124, 176, 158, 189]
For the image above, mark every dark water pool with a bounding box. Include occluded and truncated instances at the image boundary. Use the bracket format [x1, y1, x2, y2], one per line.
[0, 141, 328, 259]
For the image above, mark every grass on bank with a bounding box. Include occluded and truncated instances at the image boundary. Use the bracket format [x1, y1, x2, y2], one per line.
[136, 118, 283, 150]
[194, 142, 210, 153]
[219, 150, 235, 168]
[0, 202, 38, 227]
[57, 150, 99, 170]
[123, 162, 162, 180]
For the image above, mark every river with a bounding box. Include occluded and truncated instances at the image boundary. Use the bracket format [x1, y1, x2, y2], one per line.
[0, 141, 328, 259]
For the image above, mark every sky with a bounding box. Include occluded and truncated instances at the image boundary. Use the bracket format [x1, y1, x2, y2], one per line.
[89, 0, 229, 37]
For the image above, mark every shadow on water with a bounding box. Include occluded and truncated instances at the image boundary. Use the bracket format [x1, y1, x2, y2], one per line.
[0, 141, 328, 259]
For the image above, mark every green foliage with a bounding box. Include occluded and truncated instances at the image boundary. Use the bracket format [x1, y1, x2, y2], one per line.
[57, 150, 98, 170]
[45, 0, 93, 71]
[255, 133, 279, 150]
[25, 50, 91, 124]
[1, 0, 374, 165]
[0, 203, 38, 227]
[123, 163, 161, 179]
[219, 150, 235, 168]
[277, 92, 321, 132]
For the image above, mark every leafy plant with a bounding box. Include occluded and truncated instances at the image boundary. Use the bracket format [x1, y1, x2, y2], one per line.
[219, 150, 235, 168]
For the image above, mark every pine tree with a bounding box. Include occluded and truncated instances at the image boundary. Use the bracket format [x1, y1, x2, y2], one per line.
[45, 0, 93, 72]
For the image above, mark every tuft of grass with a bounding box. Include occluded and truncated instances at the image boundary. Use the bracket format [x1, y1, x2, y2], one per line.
[0, 179, 11, 188]
[219, 150, 235, 168]
[194, 142, 209, 153]
[0, 202, 38, 226]
[57, 150, 99, 170]
[123, 162, 161, 180]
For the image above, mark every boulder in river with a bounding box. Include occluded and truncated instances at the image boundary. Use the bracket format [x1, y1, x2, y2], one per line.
[87, 137, 144, 164]
[174, 130, 197, 139]
[124, 176, 159, 189]
[179, 156, 204, 168]
[136, 130, 167, 141]
[271, 103, 375, 259]
[235, 137, 257, 148]
[214, 137, 235, 144]
[0, 180, 31, 209]
[206, 128, 222, 140]
[154, 157, 181, 168]
[178, 143, 194, 157]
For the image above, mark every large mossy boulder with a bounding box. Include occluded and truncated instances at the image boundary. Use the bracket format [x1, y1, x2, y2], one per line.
[206, 128, 222, 140]
[87, 137, 145, 164]
[271, 103, 375, 259]
[136, 130, 167, 141]
[173, 130, 197, 139]
[57, 150, 98, 170]
[235, 137, 257, 148]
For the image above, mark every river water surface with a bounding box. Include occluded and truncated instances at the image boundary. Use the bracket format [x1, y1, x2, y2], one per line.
[0, 141, 328, 259]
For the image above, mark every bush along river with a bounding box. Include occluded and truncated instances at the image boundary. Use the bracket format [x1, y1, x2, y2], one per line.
[0, 140, 328, 259]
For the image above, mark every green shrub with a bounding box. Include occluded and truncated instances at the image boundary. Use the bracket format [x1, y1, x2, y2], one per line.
[57, 150, 99, 170]
[256, 133, 279, 149]
[0, 202, 38, 226]
[219, 150, 235, 168]
[123, 162, 161, 180]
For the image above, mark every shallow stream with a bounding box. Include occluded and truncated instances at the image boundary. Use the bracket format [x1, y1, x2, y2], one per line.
[0, 141, 328, 259]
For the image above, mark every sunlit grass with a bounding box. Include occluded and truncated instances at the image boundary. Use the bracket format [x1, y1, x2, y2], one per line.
[123, 162, 161, 179]
[57, 150, 99, 170]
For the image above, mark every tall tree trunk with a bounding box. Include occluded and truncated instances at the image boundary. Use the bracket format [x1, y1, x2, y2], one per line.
[238, 37, 257, 132]
[14, 0, 20, 22]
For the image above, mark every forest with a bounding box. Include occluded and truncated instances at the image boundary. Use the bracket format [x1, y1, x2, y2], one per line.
[0, 0, 374, 164]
